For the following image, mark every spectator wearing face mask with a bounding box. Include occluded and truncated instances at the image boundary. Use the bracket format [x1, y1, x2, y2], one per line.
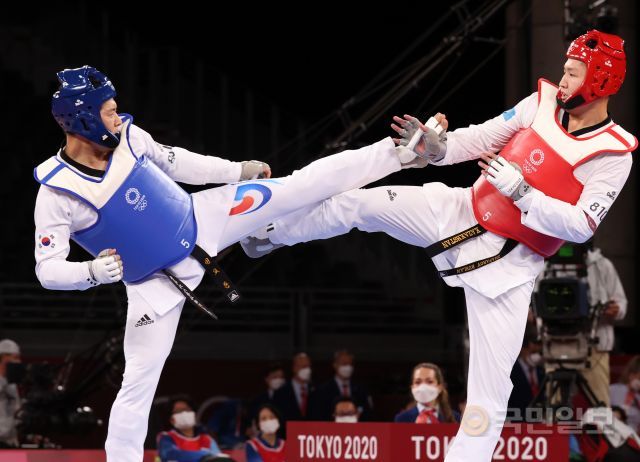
[249, 363, 286, 424]
[273, 352, 316, 427]
[610, 355, 640, 433]
[507, 334, 545, 422]
[0, 339, 21, 448]
[313, 349, 373, 421]
[394, 363, 460, 424]
[333, 396, 359, 423]
[157, 398, 229, 462]
[246, 404, 285, 462]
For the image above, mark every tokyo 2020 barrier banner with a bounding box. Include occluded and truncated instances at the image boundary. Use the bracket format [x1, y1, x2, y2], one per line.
[287, 422, 569, 462]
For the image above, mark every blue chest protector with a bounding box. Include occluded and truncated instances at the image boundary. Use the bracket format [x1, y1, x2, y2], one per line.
[74, 157, 197, 282]
[34, 122, 197, 283]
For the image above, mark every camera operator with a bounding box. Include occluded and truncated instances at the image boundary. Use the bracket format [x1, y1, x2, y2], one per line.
[583, 244, 627, 407]
[0, 339, 21, 448]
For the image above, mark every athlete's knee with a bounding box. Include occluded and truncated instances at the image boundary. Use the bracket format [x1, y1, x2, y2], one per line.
[313, 189, 380, 229]
[341, 188, 393, 226]
[120, 351, 167, 390]
[421, 181, 450, 197]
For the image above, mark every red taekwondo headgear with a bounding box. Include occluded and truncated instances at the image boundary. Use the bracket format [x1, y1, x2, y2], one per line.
[557, 29, 626, 110]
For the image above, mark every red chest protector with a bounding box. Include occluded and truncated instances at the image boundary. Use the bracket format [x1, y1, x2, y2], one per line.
[247, 437, 286, 462]
[166, 429, 212, 451]
[472, 79, 637, 257]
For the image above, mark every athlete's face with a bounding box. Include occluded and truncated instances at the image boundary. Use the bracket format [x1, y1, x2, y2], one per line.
[100, 98, 123, 134]
[558, 59, 587, 102]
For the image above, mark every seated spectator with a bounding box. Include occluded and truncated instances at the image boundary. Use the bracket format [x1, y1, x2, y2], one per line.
[249, 363, 286, 424]
[246, 404, 285, 462]
[313, 349, 372, 421]
[610, 355, 640, 433]
[333, 396, 359, 423]
[205, 398, 246, 449]
[394, 362, 460, 423]
[507, 334, 544, 422]
[273, 352, 316, 427]
[157, 397, 230, 462]
[0, 339, 21, 448]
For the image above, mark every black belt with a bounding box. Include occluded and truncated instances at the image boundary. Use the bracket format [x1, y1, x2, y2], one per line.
[425, 224, 519, 278]
[163, 245, 240, 320]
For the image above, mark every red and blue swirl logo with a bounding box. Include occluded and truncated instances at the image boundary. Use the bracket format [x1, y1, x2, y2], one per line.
[229, 182, 275, 216]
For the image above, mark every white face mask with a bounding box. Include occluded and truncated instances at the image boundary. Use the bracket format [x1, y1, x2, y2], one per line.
[335, 415, 358, 423]
[630, 378, 640, 392]
[297, 367, 312, 382]
[268, 377, 285, 391]
[259, 418, 280, 435]
[173, 410, 196, 430]
[412, 383, 440, 405]
[529, 353, 543, 366]
[337, 365, 354, 379]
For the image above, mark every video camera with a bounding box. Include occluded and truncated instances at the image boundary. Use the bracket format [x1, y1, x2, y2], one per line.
[534, 243, 604, 369]
[6, 361, 102, 437]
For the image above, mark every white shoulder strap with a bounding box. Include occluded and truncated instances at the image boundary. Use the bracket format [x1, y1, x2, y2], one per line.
[33, 121, 137, 208]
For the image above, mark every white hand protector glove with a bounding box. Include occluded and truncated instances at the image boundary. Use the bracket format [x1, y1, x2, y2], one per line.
[240, 160, 271, 180]
[485, 155, 533, 200]
[391, 115, 447, 162]
[87, 249, 123, 285]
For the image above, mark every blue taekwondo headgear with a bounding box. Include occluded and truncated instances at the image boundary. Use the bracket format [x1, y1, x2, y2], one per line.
[51, 65, 121, 148]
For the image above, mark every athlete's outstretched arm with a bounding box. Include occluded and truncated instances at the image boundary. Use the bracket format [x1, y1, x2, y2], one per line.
[397, 92, 538, 166]
[128, 124, 270, 185]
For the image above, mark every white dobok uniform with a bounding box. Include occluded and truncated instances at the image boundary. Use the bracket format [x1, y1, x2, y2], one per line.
[264, 85, 635, 461]
[33, 124, 403, 462]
